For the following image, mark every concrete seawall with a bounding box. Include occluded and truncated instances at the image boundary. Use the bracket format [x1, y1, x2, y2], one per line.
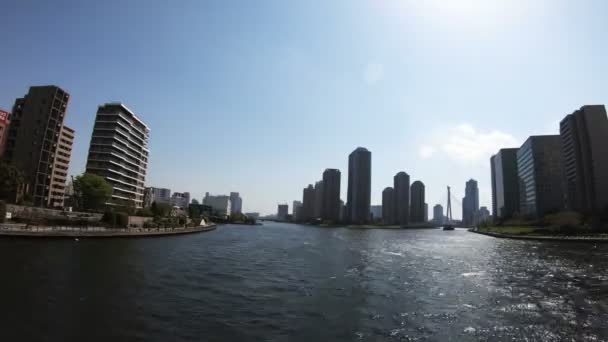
[471, 229, 608, 243]
[0, 224, 217, 238]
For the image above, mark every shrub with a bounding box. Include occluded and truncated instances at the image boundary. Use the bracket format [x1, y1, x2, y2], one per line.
[544, 211, 582, 229]
[102, 211, 116, 225]
[0, 200, 5, 223]
[178, 217, 187, 226]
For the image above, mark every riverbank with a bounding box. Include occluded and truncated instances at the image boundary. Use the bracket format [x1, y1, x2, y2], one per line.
[471, 227, 608, 243]
[316, 223, 440, 229]
[0, 223, 217, 238]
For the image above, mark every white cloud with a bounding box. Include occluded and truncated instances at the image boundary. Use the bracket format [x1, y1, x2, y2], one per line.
[364, 63, 384, 84]
[423, 123, 519, 163]
[419, 145, 436, 159]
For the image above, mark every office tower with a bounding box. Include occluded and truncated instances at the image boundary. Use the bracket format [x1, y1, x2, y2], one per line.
[370, 205, 382, 220]
[347, 147, 371, 224]
[293, 200, 302, 221]
[277, 204, 289, 221]
[491, 148, 520, 220]
[462, 179, 480, 226]
[292, 200, 302, 216]
[382, 187, 395, 224]
[3, 86, 72, 207]
[394, 172, 410, 225]
[85, 103, 150, 208]
[0, 109, 9, 157]
[313, 180, 324, 219]
[410, 181, 425, 223]
[517, 135, 564, 218]
[560, 105, 608, 213]
[433, 204, 444, 224]
[339, 200, 345, 222]
[230, 192, 243, 214]
[322, 168, 341, 221]
[170, 192, 190, 209]
[302, 184, 315, 222]
[479, 206, 490, 223]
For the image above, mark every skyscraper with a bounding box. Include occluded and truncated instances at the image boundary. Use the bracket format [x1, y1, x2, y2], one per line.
[517, 135, 564, 218]
[491, 148, 520, 220]
[410, 181, 425, 223]
[230, 192, 243, 214]
[3, 86, 73, 207]
[560, 105, 608, 213]
[292, 200, 302, 221]
[313, 180, 324, 219]
[433, 204, 444, 224]
[370, 205, 382, 220]
[462, 179, 479, 226]
[424, 203, 428, 222]
[382, 187, 395, 224]
[277, 204, 289, 221]
[394, 172, 410, 225]
[85, 103, 150, 208]
[302, 184, 315, 222]
[347, 147, 371, 224]
[322, 168, 341, 221]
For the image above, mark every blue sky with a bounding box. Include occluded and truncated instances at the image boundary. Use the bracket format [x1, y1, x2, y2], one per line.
[1, 0, 607, 216]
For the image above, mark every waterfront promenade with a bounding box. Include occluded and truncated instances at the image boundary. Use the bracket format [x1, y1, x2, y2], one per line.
[0, 223, 216, 238]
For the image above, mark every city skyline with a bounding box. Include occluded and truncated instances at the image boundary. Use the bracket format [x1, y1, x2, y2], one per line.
[2, 1, 608, 215]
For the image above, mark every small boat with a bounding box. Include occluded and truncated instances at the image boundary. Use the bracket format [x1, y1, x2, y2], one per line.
[442, 225, 455, 231]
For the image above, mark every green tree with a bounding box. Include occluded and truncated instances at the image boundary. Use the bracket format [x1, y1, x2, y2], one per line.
[73, 173, 112, 211]
[151, 201, 171, 218]
[0, 161, 25, 203]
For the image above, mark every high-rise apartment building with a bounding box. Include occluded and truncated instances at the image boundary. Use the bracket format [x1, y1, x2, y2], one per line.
[462, 179, 479, 226]
[394, 172, 410, 225]
[410, 181, 426, 223]
[433, 204, 444, 224]
[3, 86, 72, 207]
[322, 168, 341, 221]
[277, 204, 289, 221]
[370, 205, 382, 220]
[382, 187, 394, 224]
[313, 180, 324, 219]
[346, 147, 371, 224]
[479, 206, 490, 223]
[517, 135, 564, 218]
[203, 194, 231, 217]
[424, 203, 428, 222]
[302, 184, 315, 222]
[560, 105, 608, 213]
[170, 192, 190, 209]
[230, 192, 243, 214]
[85, 103, 150, 208]
[143, 187, 171, 207]
[292, 200, 302, 221]
[491, 148, 520, 220]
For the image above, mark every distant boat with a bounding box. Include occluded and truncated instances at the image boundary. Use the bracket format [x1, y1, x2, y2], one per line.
[442, 225, 455, 231]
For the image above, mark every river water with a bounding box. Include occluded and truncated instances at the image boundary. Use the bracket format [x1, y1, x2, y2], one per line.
[0, 222, 607, 341]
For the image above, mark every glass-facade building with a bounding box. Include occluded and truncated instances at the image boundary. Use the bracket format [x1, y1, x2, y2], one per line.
[491, 148, 519, 220]
[516, 135, 564, 218]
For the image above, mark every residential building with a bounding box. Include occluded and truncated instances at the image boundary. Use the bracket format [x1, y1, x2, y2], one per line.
[0, 109, 9, 157]
[394, 172, 410, 225]
[203, 194, 232, 217]
[339, 200, 345, 222]
[346, 147, 371, 224]
[3, 86, 72, 207]
[517, 135, 564, 218]
[433, 204, 444, 224]
[313, 180, 324, 219]
[322, 168, 341, 221]
[302, 184, 315, 222]
[170, 192, 190, 209]
[491, 148, 520, 220]
[382, 187, 395, 224]
[49, 125, 74, 207]
[292, 200, 302, 221]
[424, 203, 428, 222]
[143, 187, 171, 207]
[370, 205, 382, 221]
[277, 204, 289, 221]
[410, 181, 425, 223]
[85, 103, 150, 208]
[230, 192, 242, 214]
[462, 179, 479, 226]
[479, 206, 490, 223]
[560, 105, 608, 213]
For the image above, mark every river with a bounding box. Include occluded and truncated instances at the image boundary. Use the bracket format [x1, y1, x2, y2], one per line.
[0, 222, 606, 341]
